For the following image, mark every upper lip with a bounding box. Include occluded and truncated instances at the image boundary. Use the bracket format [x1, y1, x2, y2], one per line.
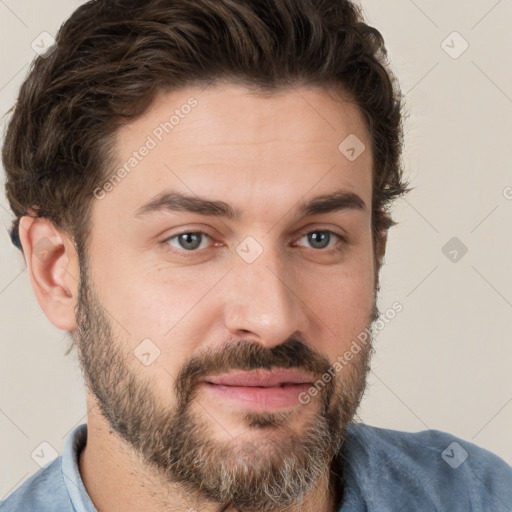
[202, 369, 314, 387]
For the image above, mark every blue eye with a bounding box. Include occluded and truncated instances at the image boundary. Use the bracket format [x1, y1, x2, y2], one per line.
[298, 231, 342, 250]
[162, 229, 346, 257]
[165, 231, 211, 252]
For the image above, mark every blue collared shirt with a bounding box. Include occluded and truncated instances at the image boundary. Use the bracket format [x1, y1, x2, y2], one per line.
[2, 422, 511, 511]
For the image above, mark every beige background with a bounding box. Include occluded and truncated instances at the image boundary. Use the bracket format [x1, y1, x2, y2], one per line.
[1, 0, 511, 499]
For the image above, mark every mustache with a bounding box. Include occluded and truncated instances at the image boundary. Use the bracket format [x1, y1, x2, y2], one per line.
[174, 338, 333, 404]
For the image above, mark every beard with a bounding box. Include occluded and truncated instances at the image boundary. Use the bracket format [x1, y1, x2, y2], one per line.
[72, 254, 378, 512]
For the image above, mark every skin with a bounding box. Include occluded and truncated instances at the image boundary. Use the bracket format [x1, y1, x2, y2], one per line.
[19, 82, 386, 512]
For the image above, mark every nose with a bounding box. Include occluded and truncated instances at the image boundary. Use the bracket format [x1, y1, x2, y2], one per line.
[221, 241, 310, 348]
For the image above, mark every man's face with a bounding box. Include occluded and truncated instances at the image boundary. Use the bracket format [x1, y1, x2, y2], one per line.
[73, 83, 378, 510]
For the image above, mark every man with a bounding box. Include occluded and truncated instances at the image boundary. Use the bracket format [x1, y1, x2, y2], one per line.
[1, 0, 511, 511]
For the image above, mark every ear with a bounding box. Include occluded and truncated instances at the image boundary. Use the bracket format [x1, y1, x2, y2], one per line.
[18, 214, 80, 331]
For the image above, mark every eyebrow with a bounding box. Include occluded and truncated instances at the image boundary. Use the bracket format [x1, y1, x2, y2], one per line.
[134, 189, 366, 220]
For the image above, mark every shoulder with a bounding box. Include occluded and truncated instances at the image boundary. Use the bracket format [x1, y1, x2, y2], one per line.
[340, 423, 512, 511]
[1, 424, 89, 512]
[0, 457, 73, 512]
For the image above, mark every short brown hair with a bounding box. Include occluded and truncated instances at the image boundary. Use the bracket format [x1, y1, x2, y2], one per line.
[2, 0, 409, 264]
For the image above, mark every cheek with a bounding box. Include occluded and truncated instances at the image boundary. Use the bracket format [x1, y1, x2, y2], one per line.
[309, 273, 374, 333]
[100, 266, 221, 346]
[298, 243, 375, 353]
[301, 235, 375, 298]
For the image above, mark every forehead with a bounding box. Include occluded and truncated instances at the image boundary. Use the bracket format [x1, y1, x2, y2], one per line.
[97, 82, 372, 225]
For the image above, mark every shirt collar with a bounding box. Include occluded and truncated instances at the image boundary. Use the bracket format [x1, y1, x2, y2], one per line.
[61, 423, 96, 512]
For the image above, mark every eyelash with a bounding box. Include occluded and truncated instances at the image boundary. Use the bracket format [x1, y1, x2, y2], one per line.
[161, 229, 347, 258]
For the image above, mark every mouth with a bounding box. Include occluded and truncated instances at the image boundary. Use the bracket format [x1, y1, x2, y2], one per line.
[199, 369, 314, 411]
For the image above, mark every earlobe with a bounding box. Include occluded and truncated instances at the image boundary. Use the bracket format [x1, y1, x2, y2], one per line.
[18, 214, 80, 331]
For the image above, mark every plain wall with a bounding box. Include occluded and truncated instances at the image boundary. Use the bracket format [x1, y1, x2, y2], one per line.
[1, 0, 511, 498]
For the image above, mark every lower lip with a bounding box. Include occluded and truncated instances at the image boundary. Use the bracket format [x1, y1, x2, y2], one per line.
[200, 382, 312, 411]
